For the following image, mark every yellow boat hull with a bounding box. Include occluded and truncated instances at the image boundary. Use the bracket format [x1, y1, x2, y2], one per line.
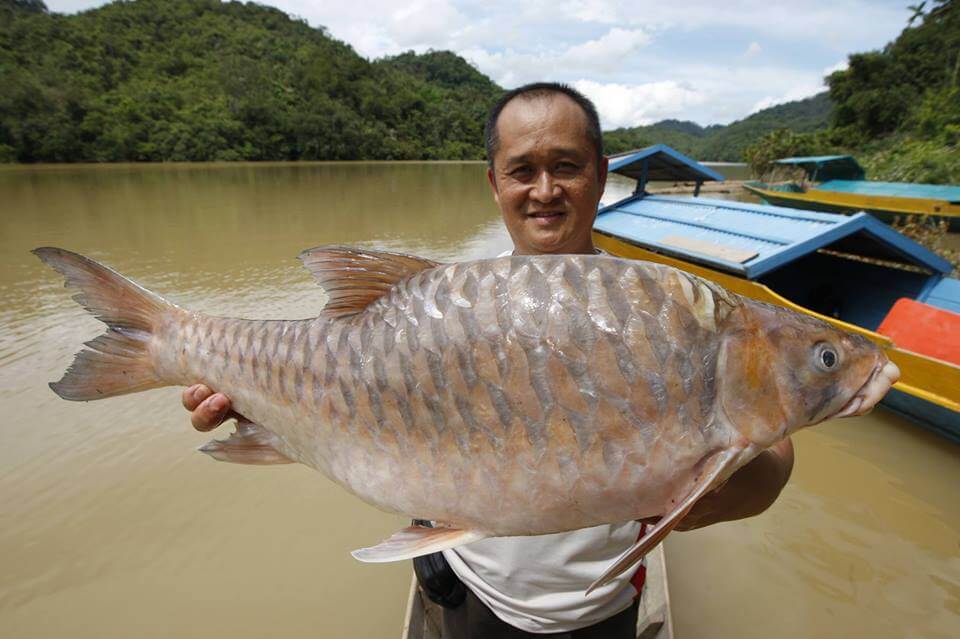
[743, 183, 960, 222]
[593, 230, 960, 417]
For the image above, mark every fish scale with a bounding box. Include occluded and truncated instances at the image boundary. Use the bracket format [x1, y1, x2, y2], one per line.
[34, 245, 895, 593]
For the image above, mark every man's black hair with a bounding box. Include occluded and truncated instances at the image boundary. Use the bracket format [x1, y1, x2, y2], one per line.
[484, 82, 603, 170]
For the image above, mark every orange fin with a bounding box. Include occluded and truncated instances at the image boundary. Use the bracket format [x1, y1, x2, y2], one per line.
[198, 418, 295, 465]
[298, 246, 441, 318]
[33, 247, 177, 401]
[351, 525, 486, 563]
[586, 447, 742, 595]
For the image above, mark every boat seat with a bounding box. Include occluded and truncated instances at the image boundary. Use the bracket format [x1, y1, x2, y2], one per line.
[877, 298, 960, 366]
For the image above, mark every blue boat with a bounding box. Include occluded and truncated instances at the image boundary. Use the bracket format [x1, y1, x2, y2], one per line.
[594, 146, 960, 443]
[743, 155, 960, 225]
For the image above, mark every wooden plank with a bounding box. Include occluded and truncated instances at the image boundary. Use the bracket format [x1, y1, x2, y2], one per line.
[636, 543, 674, 639]
[402, 574, 442, 639]
[401, 574, 422, 639]
[659, 234, 757, 264]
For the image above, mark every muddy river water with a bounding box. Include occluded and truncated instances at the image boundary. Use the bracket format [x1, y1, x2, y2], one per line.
[1, 162, 957, 638]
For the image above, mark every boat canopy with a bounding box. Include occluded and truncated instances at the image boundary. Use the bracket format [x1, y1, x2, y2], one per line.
[813, 179, 960, 204]
[775, 155, 865, 181]
[609, 144, 724, 195]
[594, 194, 953, 279]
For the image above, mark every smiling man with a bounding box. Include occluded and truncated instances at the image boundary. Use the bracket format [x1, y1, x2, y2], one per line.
[182, 83, 794, 638]
[488, 87, 607, 257]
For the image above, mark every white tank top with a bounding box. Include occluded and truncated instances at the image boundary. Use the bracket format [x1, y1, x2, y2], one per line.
[441, 247, 644, 634]
[442, 522, 644, 633]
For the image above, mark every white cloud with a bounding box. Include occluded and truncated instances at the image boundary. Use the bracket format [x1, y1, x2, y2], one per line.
[747, 58, 848, 114]
[459, 28, 651, 87]
[389, 1, 468, 48]
[562, 28, 650, 68]
[572, 79, 705, 129]
[42, 0, 102, 12]
[823, 59, 849, 77]
[742, 41, 762, 59]
[750, 90, 810, 114]
[556, 0, 906, 50]
[559, 0, 623, 23]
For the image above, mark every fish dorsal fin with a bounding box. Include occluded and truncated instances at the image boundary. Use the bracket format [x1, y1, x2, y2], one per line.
[298, 246, 442, 318]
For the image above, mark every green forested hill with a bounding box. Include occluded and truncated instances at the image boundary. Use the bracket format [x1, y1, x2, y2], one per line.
[0, 0, 500, 161]
[604, 92, 832, 161]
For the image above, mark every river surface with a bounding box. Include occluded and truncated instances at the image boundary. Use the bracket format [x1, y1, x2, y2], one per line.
[0, 162, 957, 638]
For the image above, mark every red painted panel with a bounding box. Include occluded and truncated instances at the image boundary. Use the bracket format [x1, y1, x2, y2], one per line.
[877, 298, 960, 366]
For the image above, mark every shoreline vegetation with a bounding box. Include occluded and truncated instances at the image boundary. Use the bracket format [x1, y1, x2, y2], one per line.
[0, 0, 957, 187]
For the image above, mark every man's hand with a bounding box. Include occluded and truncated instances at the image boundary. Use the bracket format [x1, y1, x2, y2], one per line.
[642, 438, 795, 531]
[181, 384, 234, 432]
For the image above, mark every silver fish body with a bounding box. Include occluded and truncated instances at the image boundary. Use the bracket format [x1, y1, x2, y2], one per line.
[35, 246, 899, 590]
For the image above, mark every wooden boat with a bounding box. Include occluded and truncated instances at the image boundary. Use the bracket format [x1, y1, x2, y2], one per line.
[401, 543, 674, 639]
[594, 146, 960, 443]
[743, 155, 960, 225]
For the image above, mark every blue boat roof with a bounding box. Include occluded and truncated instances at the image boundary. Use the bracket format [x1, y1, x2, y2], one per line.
[815, 179, 960, 203]
[609, 144, 724, 185]
[594, 194, 953, 279]
[775, 155, 865, 181]
[776, 155, 854, 164]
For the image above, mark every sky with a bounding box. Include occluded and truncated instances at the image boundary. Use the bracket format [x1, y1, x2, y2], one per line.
[46, 0, 911, 129]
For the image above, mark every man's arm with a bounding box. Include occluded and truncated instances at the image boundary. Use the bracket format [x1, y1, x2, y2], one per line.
[671, 438, 795, 531]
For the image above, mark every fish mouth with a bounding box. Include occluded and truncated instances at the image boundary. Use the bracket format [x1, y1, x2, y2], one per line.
[831, 360, 901, 419]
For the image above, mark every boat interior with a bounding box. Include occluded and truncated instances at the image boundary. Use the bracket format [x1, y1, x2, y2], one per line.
[756, 243, 936, 330]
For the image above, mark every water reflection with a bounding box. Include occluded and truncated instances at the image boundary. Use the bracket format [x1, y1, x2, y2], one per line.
[667, 410, 960, 639]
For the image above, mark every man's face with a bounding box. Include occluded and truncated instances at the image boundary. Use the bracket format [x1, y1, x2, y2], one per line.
[487, 94, 608, 255]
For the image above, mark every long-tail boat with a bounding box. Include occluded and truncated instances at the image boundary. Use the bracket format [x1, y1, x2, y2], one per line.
[743, 155, 960, 226]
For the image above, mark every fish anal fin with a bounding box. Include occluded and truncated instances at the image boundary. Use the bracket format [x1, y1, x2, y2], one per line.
[352, 525, 486, 563]
[298, 246, 441, 318]
[586, 447, 743, 595]
[198, 418, 295, 465]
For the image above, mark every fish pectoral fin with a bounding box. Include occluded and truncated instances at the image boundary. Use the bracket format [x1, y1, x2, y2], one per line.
[197, 418, 295, 465]
[298, 246, 442, 318]
[351, 525, 486, 563]
[586, 447, 742, 595]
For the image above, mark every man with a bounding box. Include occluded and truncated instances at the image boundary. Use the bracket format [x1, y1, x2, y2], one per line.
[182, 83, 794, 637]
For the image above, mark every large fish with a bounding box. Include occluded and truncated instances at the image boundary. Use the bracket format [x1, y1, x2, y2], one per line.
[35, 246, 899, 592]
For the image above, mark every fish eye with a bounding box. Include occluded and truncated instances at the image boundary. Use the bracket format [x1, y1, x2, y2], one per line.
[815, 343, 839, 371]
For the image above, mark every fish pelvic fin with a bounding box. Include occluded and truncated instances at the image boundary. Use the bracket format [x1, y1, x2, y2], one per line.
[351, 525, 487, 563]
[33, 247, 178, 401]
[198, 418, 295, 465]
[298, 246, 441, 318]
[586, 447, 742, 595]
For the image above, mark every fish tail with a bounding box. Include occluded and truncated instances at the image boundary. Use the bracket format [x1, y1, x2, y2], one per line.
[33, 247, 178, 401]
